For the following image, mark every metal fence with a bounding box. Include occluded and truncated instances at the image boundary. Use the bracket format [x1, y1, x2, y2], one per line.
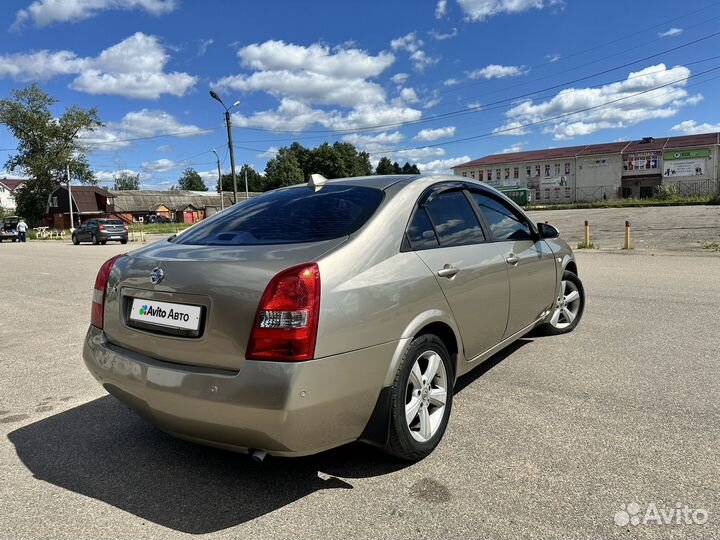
[666, 178, 720, 197]
[526, 178, 719, 205]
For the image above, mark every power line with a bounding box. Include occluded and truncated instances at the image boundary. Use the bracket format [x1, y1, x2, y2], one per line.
[366, 64, 720, 156]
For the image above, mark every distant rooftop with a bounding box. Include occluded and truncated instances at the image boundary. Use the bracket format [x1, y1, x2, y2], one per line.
[454, 132, 720, 168]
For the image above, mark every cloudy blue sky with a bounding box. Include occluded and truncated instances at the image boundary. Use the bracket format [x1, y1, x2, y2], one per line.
[1, 0, 720, 189]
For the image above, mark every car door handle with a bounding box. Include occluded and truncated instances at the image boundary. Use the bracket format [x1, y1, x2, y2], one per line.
[506, 254, 519, 266]
[437, 265, 459, 278]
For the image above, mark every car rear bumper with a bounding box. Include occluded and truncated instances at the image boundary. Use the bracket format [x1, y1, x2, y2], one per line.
[83, 325, 395, 456]
[98, 232, 128, 241]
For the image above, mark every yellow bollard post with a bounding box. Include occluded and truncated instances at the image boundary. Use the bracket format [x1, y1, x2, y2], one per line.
[130, 225, 135, 243]
[584, 220, 590, 247]
[141, 221, 145, 243]
[624, 220, 632, 250]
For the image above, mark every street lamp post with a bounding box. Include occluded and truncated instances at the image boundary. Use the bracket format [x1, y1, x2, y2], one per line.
[212, 149, 224, 211]
[209, 90, 241, 204]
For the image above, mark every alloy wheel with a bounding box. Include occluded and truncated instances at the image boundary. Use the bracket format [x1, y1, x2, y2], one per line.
[405, 350, 448, 443]
[550, 279, 581, 329]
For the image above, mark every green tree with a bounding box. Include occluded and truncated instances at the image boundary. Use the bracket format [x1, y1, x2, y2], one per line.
[264, 147, 304, 190]
[401, 162, 421, 174]
[392, 161, 402, 174]
[177, 168, 207, 191]
[219, 164, 266, 192]
[113, 171, 140, 190]
[375, 156, 396, 175]
[0, 84, 102, 222]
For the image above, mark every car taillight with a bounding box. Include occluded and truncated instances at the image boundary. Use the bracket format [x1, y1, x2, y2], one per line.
[91, 254, 122, 329]
[246, 263, 320, 361]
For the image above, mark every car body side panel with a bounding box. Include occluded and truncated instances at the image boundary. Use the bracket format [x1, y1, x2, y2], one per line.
[500, 238, 558, 337]
[414, 243, 510, 359]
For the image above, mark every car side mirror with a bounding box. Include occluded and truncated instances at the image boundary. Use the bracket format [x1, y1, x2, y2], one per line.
[537, 222, 560, 239]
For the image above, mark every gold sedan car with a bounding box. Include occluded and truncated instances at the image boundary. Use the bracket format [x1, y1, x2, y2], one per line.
[83, 174, 584, 461]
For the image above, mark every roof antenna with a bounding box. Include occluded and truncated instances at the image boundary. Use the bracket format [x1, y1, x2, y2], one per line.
[308, 173, 328, 191]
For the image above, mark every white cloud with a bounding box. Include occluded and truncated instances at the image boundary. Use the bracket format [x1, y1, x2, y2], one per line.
[658, 28, 683, 38]
[409, 50, 440, 71]
[444, 78, 461, 86]
[0, 49, 86, 81]
[197, 38, 214, 56]
[215, 39, 422, 133]
[12, 0, 176, 30]
[240, 40, 394, 79]
[502, 142, 528, 153]
[0, 32, 196, 99]
[141, 158, 179, 173]
[435, 0, 448, 18]
[391, 73, 409, 85]
[467, 101, 482, 110]
[497, 64, 698, 140]
[546, 53, 561, 63]
[399, 87, 419, 103]
[81, 109, 208, 150]
[391, 32, 439, 71]
[342, 131, 404, 153]
[416, 156, 472, 175]
[389, 147, 445, 161]
[391, 33, 423, 54]
[457, 0, 561, 21]
[468, 64, 527, 79]
[414, 126, 456, 141]
[429, 27, 458, 40]
[94, 169, 143, 185]
[671, 120, 720, 135]
[257, 147, 279, 159]
[215, 40, 395, 108]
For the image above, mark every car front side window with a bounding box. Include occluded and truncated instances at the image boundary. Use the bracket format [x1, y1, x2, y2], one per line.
[471, 191, 532, 241]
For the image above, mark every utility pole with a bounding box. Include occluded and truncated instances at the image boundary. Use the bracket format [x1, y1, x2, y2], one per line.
[67, 163, 75, 230]
[244, 167, 249, 201]
[210, 91, 240, 205]
[225, 109, 238, 204]
[212, 149, 224, 211]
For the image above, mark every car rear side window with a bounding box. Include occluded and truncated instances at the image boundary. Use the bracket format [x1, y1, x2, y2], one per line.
[424, 191, 485, 247]
[471, 192, 532, 241]
[174, 185, 384, 245]
[406, 208, 439, 250]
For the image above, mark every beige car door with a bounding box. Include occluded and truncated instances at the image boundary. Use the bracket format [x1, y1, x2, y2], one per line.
[469, 190, 557, 338]
[407, 189, 510, 360]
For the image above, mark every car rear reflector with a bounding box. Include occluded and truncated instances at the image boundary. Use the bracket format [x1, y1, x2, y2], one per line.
[246, 263, 320, 361]
[91, 254, 123, 329]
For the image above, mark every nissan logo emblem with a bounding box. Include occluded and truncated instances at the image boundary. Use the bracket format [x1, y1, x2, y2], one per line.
[150, 267, 164, 285]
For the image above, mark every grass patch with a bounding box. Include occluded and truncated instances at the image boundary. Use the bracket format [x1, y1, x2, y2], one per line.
[528, 194, 715, 211]
[128, 223, 193, 235]
[576, 241, 598, 249]
[703, 242, 720, 252]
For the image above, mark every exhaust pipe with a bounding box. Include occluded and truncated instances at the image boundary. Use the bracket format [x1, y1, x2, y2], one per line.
[249, 449, 267, 463]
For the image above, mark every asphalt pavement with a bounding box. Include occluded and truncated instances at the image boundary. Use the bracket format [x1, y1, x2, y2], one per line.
[0, 238, 718, 539]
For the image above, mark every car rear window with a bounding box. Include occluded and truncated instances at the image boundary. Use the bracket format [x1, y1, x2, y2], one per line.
[103, 220, 124, 225]
[174, 185, 384, 245]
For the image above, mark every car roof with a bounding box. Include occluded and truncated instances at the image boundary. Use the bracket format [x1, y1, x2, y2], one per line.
[290, 174, 474, 191]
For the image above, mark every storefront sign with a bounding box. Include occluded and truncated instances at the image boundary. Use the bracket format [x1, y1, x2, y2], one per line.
[664, 159, 705, 177]
[663, 149, 710, 160]
[624, 151, 658, 171]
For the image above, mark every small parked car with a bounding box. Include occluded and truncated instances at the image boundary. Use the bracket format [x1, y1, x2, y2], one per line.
[0, 216, 19, 242]
[72, 218, 128, 245]
[147, 214, 171, 224]
[83, 175, 584, 461]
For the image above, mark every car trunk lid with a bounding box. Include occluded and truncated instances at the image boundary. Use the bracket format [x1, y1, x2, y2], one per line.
[102, 238, 344, 371]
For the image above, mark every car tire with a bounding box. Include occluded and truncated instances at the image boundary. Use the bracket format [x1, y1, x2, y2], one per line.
[72, 234, 79, 245]
[384, 334, 454, 461]
[101, 240, 107, 245]
[91, 234, 99, 245]
[120, 239, 128, 244]
[540, 270, 585, 335]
